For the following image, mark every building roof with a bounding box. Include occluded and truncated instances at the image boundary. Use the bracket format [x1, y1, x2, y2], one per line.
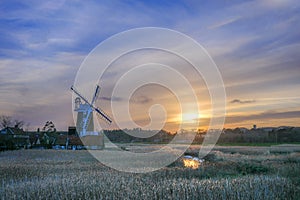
[0, 127, 26, 135]
[55, 135, 83, 146]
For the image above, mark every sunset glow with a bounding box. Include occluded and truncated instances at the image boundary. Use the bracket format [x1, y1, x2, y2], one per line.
[179, 112, 200, 123]
[0, 1, 299, 131]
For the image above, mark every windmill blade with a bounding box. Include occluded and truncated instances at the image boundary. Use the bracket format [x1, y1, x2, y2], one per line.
[71, 86, 91, 106]
[71, 85, 113, 124]
[91, 85, 100, 105]
[94, 107, 112, 124]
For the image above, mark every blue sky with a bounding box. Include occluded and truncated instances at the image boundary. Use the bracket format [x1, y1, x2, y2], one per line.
[0, 0, 299, 130]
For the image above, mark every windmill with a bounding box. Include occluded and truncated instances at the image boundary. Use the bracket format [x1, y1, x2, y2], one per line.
[71, 85, 112, 138]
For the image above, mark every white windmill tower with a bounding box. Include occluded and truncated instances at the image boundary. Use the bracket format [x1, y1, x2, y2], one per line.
[71, 85, 112, 149]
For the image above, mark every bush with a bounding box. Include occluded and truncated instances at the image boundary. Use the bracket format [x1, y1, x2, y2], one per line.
[236, 162, 270, 175]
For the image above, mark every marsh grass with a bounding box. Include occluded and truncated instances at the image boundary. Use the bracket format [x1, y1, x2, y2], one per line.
[0, 148, 299, 199]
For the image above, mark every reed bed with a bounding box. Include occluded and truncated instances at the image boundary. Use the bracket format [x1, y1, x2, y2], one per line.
[0, 149, 299, 199]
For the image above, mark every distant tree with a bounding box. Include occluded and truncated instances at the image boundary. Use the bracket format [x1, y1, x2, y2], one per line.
[197, 129, 206, 135]
[0, 115, 12, 129]
[42, 121, 56, 133]
[14, 119, 25, 129]
[0, 115, 25, 129]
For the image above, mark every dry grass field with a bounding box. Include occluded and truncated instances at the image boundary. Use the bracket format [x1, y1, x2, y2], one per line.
[0, 145, 300, 199]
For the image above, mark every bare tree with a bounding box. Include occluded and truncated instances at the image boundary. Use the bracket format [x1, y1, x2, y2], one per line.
[0, 115, 12, 129]
[24, 122, 30, 132]
[0, 115, 26, 129]
[14, 119, 25, 129]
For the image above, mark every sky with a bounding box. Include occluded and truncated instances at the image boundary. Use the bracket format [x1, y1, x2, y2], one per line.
[0, 0, 299, 131]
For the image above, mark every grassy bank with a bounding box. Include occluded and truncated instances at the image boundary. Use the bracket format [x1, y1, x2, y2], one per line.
[217, 142, 300, 146]
[0, 147, 299, 199]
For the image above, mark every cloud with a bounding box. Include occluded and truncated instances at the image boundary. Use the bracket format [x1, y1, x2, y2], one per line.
[99, 96, 123, 102]
[0, 52, 82, 130]
[130, 95, 153, 104]
[230, 99, 256, 104]
[225, 110, 300, 124]
[208, 16, 241, 30]
[0, 0, 299, 130]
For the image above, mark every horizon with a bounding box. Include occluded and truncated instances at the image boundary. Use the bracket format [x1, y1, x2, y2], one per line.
[7, 124, 300, 133]
[1, 1, 300, 131]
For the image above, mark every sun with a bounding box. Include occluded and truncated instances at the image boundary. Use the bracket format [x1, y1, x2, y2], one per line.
[181, 112, 200, 123]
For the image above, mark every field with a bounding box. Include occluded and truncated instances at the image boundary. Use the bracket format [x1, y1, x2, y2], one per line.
[1, 145, 300, 199]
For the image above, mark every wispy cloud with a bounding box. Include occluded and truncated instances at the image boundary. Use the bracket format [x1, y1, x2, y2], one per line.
[225, 110, 300, 124]
[208, 16, 241, 30]
[130, 95, 153, 105]
[230, 99, 256, 104]
[100, 96, 123, 102]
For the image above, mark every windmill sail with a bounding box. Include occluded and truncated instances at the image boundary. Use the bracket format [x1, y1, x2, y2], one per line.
[95, 107, 112, 124]
[91, 85, 100, 105]
[71, 85, 112, 138]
